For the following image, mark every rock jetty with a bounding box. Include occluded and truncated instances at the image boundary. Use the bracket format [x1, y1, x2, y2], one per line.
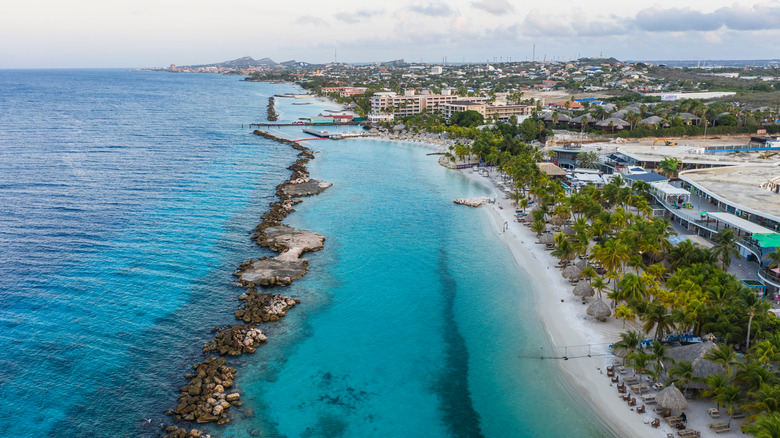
[169, 356, 239, 425]
[202, 325, 267, 356]
[162, 425, 210, 438]
[165, 122, 330, 434]
[267, 97, 277, 121]
[454, 197, 490, 207]
[235, 289, 299, 323]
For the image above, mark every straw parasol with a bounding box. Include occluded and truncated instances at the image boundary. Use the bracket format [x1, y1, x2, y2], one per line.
[549, 215, 565, 226]
[586, 299, 611, 320]
[656, 384, 687, 411]
[562, 226, 575, 236]
[572, 282, 594, 298]
[575, 258, 588, 269]
[540, 233, 555, 245]
[562, 265, 582, 279]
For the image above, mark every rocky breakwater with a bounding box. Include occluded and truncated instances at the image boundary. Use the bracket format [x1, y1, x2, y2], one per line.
[203, 325, 267, 356]
[267, 97, 277, 122]
[454, 197, 490, 207]
[236, 224, 326, 287]
[235, 289, 300, 323]
[168, 356, 241, 426]
[163, 128, 330, 435]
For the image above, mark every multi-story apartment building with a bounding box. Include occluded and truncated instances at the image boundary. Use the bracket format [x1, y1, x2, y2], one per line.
[441, 101, 533, 122]
[369, 90, 486, 117]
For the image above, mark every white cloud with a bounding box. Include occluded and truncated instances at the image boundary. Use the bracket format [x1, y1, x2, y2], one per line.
[295, 15, 327, 25]
[471, 0, 515, 15]
[409, 2, 454, 17]
[334, 9, 384, 23]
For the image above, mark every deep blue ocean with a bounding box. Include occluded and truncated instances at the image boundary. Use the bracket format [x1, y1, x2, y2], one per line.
[0, 70, 611, 437]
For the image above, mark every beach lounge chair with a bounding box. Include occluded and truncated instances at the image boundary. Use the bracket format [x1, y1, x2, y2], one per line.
[732, 410, 746, 419]
[651, 419, 660, 428]
[655, 407, 671, 417]
[618, 366, 627, 374]
[641, 395, 656, 404]
[709, 423, 730, 434]
[708, 407, 720, 418]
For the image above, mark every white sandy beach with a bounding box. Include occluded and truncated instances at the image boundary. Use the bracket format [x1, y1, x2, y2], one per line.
[460, 166, 742, 438]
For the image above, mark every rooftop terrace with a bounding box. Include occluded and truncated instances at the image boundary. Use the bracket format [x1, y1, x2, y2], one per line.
[679, 165, 780, 223]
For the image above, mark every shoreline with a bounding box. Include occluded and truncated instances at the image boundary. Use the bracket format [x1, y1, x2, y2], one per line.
[457, 166, 659, 438]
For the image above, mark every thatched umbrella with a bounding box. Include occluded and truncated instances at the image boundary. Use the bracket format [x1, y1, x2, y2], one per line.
[540, 234, 555, 245]
[575, 258, 588, 269]
[562, 265, 582, 280]
[573, 282, 594, 298]
[550, 215, 565, 226]
[587, 299, 611, 320]
[562, 226, 575, 236]
[657, 384, 687, 411]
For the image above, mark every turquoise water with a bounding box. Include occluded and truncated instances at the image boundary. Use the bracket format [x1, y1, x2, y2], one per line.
[220, 98, 612, 437]
[0, 71, 611, 437]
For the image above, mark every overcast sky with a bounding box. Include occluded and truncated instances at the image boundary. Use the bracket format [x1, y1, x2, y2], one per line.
[1, 0, 779, 68]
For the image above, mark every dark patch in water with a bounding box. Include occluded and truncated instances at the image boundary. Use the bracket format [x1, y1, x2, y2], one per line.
[434, 245, 485, 438]
[300, 413, 348, 438]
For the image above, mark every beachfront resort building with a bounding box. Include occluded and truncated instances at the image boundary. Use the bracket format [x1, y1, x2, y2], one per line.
[647, 164, 780, 298]
[440, 101, 534, 122]
[369, 90, 486, 118]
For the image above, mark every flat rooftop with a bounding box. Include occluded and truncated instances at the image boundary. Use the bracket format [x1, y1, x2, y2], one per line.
[680, 165, 780, 222]
[616, 136, 780, 166]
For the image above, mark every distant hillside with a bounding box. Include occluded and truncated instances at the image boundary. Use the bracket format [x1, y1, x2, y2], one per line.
[280, 60, 312, 67]
[187, 56, 278, 69]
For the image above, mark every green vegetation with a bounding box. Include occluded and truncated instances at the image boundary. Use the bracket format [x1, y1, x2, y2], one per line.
[449, 110, 484, 128]
[513, 170, 780, 435]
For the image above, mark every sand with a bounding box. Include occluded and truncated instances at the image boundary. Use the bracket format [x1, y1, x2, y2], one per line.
[337, 134, 739, 437]
[458, 166, 740, 438]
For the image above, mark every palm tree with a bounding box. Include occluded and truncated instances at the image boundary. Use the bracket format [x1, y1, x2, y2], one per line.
[744, 384, 780, 425]
[735, 360, 778, 393]
[711, 228, 740, 270]
[617, 272, 647, 303]
[615, 304, 637, 328]
[713, 384, 742, 428]
[531, 219, 546, 237]
[703, 343, 738, 378]
[576, 151, 599, 169]
[551, 235, 575, 267]
[700, 373, 728, 409]
[743, 412, 780, 438]
[763, 248, 780, 270]
[658, 157, 681, 178]
[613, 329, 643, 363]
[626, 351, 652, 384]
[592, 276, 608, 300]
[668, 360, 696, 397]
[751, 340, 780, 365]
[640, 301, 672, 341]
